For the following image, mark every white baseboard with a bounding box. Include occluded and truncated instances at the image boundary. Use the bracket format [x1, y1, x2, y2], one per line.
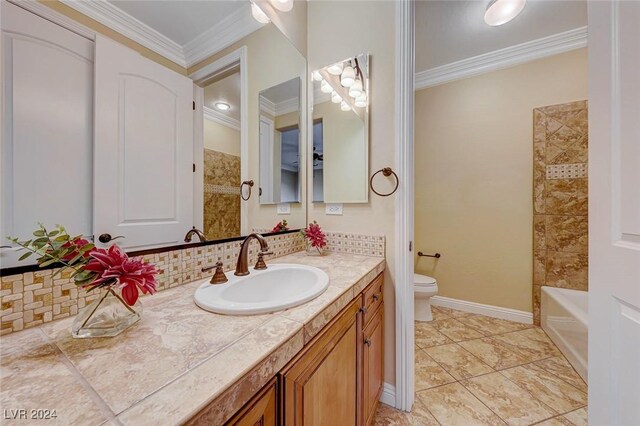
[379, 382, 396, 407]
[431, 296, 533, 324]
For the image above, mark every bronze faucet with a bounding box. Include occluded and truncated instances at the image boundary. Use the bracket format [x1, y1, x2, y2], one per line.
[202, 261, 228, 284]
[184, 227, 206, 243]
[235, 233, 273, 276]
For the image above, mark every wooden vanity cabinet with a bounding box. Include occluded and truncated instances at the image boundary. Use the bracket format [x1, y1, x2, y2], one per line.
[224, 378, 278, 426]
[279, 298, 363, 426]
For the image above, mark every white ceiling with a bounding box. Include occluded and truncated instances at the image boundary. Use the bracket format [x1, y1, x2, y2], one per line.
[416, 0, 588, 72]
[109, 0, 245, 46]
[204, 71, 241, 121]
[260, 78, 301, 104]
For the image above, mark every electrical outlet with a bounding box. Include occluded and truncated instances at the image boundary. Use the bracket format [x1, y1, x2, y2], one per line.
[325, 203, 343, 215]
[277, 203, 291, 214]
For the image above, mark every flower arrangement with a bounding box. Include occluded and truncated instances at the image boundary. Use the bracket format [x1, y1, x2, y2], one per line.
[271, 220, 289, 233]
[300, 221, 327, 255]
[8, 224, 158, 306]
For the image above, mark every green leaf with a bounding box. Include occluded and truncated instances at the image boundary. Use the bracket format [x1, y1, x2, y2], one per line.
[54, 235, 70, 242]
[18, 252, 33, 261]
[79, 243, 95, 253]
[39, 258, 59, 267]
[48, 230, 59, 237]
[33, 229, 45, 237]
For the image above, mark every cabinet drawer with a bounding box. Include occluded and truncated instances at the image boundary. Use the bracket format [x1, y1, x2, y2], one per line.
[362, 274, 383, 326]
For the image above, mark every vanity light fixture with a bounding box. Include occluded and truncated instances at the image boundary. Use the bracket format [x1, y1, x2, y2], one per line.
[340, 65, 356, 87]
[348, 79, 363, 98]
[250, 1, 270, 24]
[215, 102, 231, 111]
[327, 61, 344, 76]
[355, 94, 367, 108]
[312, 70, 323, 81]
[331, 91, 342, 104]
[320, 79, 333, 94]
[484, 0, 526, 26]
[271, 0, 293, 12]
[340, 100, 351, 111]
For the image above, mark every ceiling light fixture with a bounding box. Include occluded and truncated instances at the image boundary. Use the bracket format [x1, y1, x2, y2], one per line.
[250, 1, 270, 24]
[215, 102, 231, 111]
[327, 62, 344, 76]
[340, 65, 355, 87]
[271, 0, 293, 12]
[484, 0, 526, 26]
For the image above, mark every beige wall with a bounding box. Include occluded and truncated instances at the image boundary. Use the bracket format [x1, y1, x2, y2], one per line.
[307, 1, 397, 384]
[40, 1, 186, 74]
[415, 49, 588, 312]
[204, 120, 240, 156]
[191, 24, 307, 231]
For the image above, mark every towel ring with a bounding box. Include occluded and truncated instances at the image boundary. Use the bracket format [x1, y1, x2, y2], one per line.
[240, 180, 254, 201]
[369, 167, 399, 197]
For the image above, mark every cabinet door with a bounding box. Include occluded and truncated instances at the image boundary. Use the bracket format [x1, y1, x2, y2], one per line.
[93, 35, 193, 250]
[1, 2, 93, 267]
[280, 299, 362, 426]
[225, 379, 277, 426]
[363, 304, 384, 426]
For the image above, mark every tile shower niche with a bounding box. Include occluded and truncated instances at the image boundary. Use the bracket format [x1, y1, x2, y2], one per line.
[533, 100, 588, 324]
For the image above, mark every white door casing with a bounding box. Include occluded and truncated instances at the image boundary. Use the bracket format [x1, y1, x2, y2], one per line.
[259, 115, 275, 204]
[588, 2, 640, 425]
[1, 2, 93, 267]
[93, 35, 193, 250]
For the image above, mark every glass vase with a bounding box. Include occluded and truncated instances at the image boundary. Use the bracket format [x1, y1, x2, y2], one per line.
[72, 288, 142, 338]
[305, 243, 326, 256]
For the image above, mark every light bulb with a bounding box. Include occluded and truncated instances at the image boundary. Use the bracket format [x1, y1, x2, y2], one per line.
[327, 62, 344, 76]
[340, 101, 351, 111]
[348, 79, 363, 98]
[484, 0, 526, 26]
[320, 80, 332, 94]
[340, 66, 355, 87]
[215, 102, 231, 111]
[250, 1, 270, 24]
[355, 94, 367, 108]
[312, 70, 323, 81]
[331, 91, 342, 104]
[271, 0, 293, 12]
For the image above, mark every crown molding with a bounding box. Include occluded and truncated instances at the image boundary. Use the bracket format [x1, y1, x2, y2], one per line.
[183, 5, 264, 68]
[275, 97, 299, 116]
[260, 97, 276, 117]
[61, 0, 185, 66]
[415, 26, 588, 90]
[203, 106, 240, 131]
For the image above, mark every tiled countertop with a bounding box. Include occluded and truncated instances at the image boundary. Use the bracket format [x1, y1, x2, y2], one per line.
[0, 252, 385, 425]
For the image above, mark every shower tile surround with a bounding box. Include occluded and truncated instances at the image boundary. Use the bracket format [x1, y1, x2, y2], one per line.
[533, 101, 588, 324]
[203, 149, 241, 240]
[0, 232, 385, 335]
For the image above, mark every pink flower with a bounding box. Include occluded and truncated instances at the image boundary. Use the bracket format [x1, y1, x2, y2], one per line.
[302, 221, 327, 249]
[84, 245, 158, 306]
[60, 238, 94, 262]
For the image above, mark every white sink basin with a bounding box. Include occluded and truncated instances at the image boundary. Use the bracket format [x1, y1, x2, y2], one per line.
[194, 264, 329, 315]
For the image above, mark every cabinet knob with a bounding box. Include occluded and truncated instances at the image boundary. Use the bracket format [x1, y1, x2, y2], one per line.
[364, 338, 372, 347]
[373, 293, 381, 302]
[98, 233, 124, 243]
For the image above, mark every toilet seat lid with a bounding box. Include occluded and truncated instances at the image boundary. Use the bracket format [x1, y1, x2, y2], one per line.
[414, 273, 437, 286]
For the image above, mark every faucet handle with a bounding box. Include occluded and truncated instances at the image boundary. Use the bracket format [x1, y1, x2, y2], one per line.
[254, 251, 274, 270]
[203, 261, 228, 285]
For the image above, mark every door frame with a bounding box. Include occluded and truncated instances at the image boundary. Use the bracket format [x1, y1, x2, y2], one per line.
[188, 46, 249, 235]
[394, 0, 415, 412]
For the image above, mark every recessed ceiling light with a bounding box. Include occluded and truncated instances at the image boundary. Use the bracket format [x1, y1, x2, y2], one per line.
[215, 102, 230, 111]
[484, 0, 526, 26]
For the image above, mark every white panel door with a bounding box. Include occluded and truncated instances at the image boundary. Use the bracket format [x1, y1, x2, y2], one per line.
[94, 35, 193, 249]
[1, 2, 93, 267]
[588, 2, 640, 424]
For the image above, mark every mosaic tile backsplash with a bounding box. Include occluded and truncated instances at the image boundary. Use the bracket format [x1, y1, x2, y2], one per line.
[0, 231, 384, 336]
[533, 100, 588, 325]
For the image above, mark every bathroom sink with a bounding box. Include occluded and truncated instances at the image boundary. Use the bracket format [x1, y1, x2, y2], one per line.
[194, 264, 329, 315]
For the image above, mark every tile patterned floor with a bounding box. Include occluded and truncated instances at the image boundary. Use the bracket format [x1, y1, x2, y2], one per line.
[374, 307, 588, 426]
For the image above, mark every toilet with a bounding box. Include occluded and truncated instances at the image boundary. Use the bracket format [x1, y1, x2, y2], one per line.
[414, 274, 438, 321]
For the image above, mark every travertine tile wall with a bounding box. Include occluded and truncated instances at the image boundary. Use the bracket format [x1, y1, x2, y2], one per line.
[533, 100, 588, 324]
[203, 149, 241, 240]
[0, 232, 385, 335]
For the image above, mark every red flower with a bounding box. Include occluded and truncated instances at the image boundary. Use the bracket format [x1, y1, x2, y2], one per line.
[302, 221, 327, 249]
[84, 245, 158, 306]
[271, 220, 289, 233]
[60, 238, 94, 262]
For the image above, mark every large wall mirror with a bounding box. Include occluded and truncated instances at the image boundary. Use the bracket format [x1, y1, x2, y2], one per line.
[258, 78, 302, 205]
[311, 54, 369, 203]
[195, 22, 307, 241]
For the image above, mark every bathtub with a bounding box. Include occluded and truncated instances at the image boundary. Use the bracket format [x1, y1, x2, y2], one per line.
[541, 286, 588, 382]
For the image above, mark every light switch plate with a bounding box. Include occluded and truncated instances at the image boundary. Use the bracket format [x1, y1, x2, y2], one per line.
[277, 203, 291, 214]
[325, 203, 343, 215]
